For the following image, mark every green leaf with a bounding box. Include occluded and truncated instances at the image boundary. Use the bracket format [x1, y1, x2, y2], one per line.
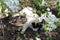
[55, 1, 60, 10]
[0, 5, 2, 13]
[56, 1, 59, 5]
[0, 0, 4, 4]
[36, 32, 38, 37]
[58, 12, 60, 15]
[46, 37, 52, 40]
[46, 37, 50, 40]
[34, 0, 40, 3]
[37, 10, 42, 15]
[40, 5, 45, 9]
[54, 21, 58, 26]
[43, 24, 50, 31]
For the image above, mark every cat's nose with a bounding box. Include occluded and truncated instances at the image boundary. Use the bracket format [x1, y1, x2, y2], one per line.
[32, 22, 35, 25]
[20, 15, 25, 18]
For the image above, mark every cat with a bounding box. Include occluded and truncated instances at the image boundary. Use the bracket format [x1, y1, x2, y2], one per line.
[12, 6, 43, 34]
[18, 6, 43, 34]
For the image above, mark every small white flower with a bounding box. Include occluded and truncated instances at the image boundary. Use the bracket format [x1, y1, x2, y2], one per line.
[36, 37, 41, 40]
[48, 27, 53, 31]
[42, 0, 46, 6]
[48, 22, 57, 28]
[41, 11, 58, 31]
[5, 8, 10, 13]
[4, 0, 19, 13]
[44, 17, 50, 23]
[46, 8, 50, 11]
[48, 12, 58, 22]
[48, 12, 52, 15]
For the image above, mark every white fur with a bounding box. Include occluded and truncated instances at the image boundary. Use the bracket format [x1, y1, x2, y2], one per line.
[19, 7, 39, 34]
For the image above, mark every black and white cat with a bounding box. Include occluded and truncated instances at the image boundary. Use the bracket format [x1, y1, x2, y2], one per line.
[12, 6, 44, 34]
[19, 7, 42, 34]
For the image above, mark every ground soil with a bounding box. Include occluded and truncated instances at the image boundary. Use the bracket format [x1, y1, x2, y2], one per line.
[0, 16, 60, 40]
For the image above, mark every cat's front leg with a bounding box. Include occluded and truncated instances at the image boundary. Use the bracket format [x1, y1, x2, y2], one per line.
[21, 20, 31, 34]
